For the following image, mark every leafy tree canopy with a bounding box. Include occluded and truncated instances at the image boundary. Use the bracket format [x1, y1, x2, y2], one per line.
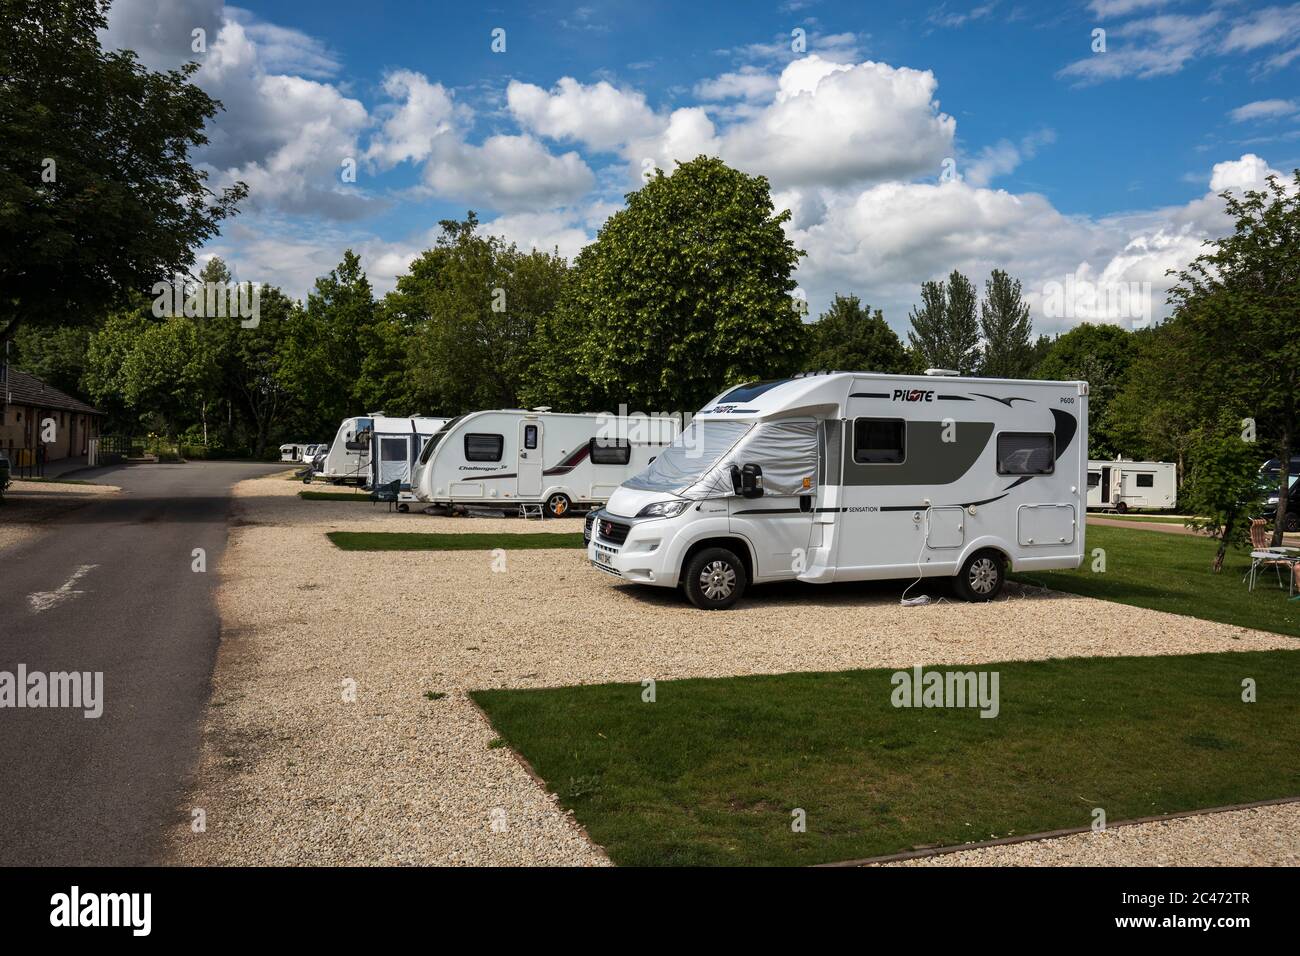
[0, 0, 246, 341]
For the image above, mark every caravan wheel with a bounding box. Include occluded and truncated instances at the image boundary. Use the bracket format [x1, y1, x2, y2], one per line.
[955, 550, 1005, 602]
[545, 493, 572, 518]
[1115, 501, 1129, 514]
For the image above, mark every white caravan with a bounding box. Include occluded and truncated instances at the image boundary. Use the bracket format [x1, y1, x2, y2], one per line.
[587, 371, 1089, 609]
[1086, 459, 1176, 512]
[313, 414, 449, 487]
[410, 410, 680, 517]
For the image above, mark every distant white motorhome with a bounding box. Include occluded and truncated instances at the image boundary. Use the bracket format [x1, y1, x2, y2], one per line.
[312, 415, 449, 487]
[410, 410, 680, 517]
[587, 371, 1089, 609]
[1086, 459, 1176, 512]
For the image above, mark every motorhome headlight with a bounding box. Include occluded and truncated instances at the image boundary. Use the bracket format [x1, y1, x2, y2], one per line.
[636, 499, 693, 519]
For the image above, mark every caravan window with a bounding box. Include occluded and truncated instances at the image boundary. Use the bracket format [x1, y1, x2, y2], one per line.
[997, 433, 1054, 475]
[1087, 472, 1100, 488]
[590, 439, 631, 465]
[465, 433, 504, 462]
[380, 438, 407, 462]
[345, 418, 373, 451]
[853, 418, 905, 464]
[524, 424, 539, 450]
[1136, 473, 1154, 488]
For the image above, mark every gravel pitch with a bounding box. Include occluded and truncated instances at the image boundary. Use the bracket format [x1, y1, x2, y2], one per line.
[0, 480, 119, 553]
[166, 474, 1298, 866]
[878, 803, 1300, 867]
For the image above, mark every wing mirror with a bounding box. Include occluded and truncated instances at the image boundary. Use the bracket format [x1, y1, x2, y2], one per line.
[731, 463, 764, 499]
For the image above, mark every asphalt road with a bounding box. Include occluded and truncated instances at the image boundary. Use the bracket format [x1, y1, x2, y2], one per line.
[0, 461, 283, 865]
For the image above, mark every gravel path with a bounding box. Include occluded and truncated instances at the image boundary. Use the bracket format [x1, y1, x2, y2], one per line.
[166, 474, 1298, 866]
[0, 479, 119, 552]
[878, 803, 1300, 867]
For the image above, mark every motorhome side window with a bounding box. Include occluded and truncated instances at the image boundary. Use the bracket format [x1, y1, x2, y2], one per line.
[590, 438, 632, 465]
[523, 425, 538, 450]
[853, 418, 905, 464]
[1136, 473, 1154, 487]
[465, 433, 504, 462]
[1087, 472, 1100, 488]
[996, 433, 1054, 475]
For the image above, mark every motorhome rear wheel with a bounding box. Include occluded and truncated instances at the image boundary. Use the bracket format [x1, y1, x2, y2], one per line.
[683, 547, 748, 610]
[955, 550, 1006, 602]
[545, 493, 572, 518]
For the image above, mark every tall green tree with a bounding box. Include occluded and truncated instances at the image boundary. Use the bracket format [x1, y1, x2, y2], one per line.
[525, 156, 804, 412]
[1166, 170, 1300, 546]
[1034, 322, 1135, 458]
[805, 294, 917, 374]
[279, 250, 376, 436]
[391, 213, 568, 414]
[1181, 412, 1266, 571]
[906, 270, 980, 374]
[978, 269, 1034, 378]
[0, 0, 246, 341]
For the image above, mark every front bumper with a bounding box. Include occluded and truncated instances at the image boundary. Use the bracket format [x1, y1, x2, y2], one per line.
[587, 512, 676, 585]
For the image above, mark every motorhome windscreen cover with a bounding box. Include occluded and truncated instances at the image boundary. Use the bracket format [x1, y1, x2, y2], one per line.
[728, 419, 818, 495]
[623, 420, 752, 495]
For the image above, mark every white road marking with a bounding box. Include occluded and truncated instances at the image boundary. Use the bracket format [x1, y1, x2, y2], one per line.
[28, 564, 100, 614]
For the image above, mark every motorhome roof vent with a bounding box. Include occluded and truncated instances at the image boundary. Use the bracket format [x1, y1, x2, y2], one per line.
[923, 368, 960, 377]
[367, 410, 386, 416]
[532, 406, 552, 412]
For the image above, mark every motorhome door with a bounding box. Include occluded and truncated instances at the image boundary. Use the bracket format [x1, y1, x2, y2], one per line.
[1100, 466, 1111, 504]
[518, 420, 542, 497]
[727, 419, 818, 580]
[376, 435, 411, 488]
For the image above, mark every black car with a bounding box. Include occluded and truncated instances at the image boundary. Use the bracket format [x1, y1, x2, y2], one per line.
[1257, 475, 1300, 532]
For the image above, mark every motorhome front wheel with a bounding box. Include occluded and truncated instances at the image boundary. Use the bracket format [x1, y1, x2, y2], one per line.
[545, 493, 572, 518]
[955, 550, 1005, 602]
[683, 547, 748, 610]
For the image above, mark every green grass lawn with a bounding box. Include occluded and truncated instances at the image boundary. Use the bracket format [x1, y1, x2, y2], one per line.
[299, 490, 371, 501]
[472, 650, 1300, 866]
[1012, 525, 1300, 638]
[327, 530, 585, 550]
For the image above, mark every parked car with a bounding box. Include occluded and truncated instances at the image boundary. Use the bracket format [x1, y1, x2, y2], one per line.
[1257, 474, 1300, 532]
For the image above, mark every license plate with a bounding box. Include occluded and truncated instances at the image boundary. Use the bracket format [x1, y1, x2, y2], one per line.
[593, 550, 611, 566]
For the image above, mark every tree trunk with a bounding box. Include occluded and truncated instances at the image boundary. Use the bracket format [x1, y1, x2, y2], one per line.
[1272, 426, 1290, 547]
[1213, 512, 1234, 572]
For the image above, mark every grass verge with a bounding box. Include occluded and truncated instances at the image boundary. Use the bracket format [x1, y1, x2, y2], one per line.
[327, 530, 585, 551]
[472, 650, 1300, 866]
[1012, 525, 1300, 638]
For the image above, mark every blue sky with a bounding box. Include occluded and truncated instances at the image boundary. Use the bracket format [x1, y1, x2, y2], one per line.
[102, 0, 1300, 333]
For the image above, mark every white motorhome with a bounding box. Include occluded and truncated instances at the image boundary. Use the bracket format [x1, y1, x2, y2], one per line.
[586, 371, 1089, 609]
[410, 410, 679, 517]
[312, 414, 449, 487]
[280, 443, 315, 462]
[1086, 459, 1176, 512]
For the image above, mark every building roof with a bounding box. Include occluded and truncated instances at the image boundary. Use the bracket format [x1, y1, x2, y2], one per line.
[2, 367, 104, 416]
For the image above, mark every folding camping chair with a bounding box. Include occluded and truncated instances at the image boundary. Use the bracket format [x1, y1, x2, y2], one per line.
[1245, 518, 1291, 591]
[371, 479, 401, 513]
